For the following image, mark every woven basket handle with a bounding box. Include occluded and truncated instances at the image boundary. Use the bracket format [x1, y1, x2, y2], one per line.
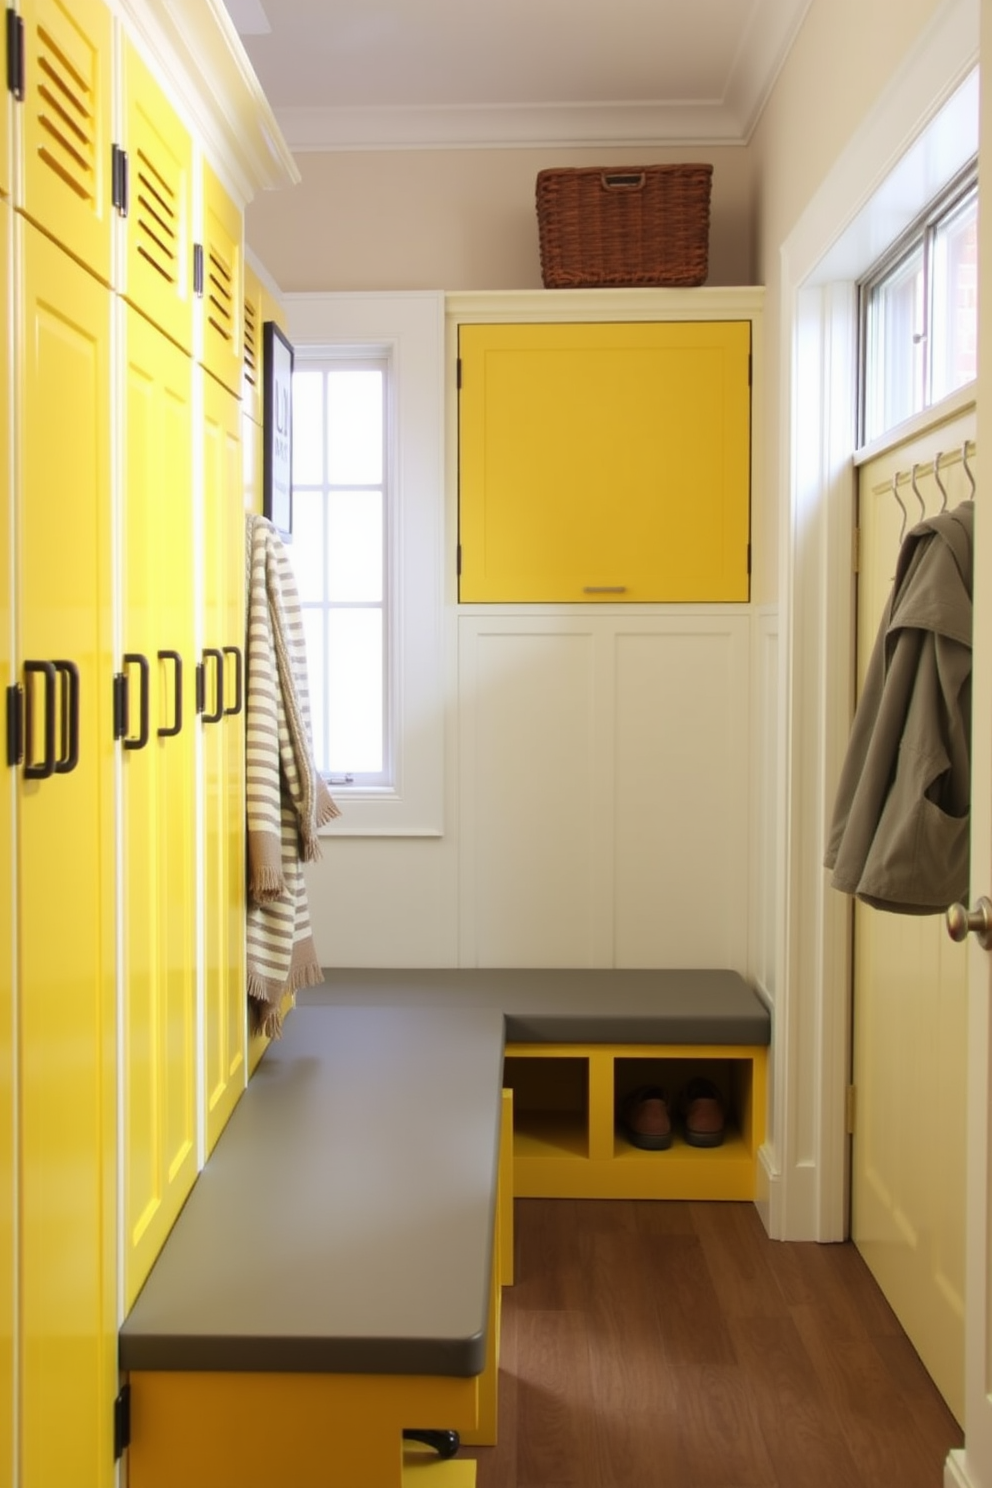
[601, 172, 646, 191]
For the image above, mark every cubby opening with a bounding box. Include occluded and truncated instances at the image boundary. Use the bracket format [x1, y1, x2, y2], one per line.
[502, 1055, 588, 1161]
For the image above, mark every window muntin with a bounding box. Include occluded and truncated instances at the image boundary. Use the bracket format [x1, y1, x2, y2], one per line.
[289, 359, 389, 786]
[860, 169, 976, 445]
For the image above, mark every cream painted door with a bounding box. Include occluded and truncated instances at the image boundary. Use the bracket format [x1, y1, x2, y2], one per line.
[851, 408, 975, 1424]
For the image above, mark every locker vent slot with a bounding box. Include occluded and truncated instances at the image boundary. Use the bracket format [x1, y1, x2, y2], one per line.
[35, 25, 97, 204]
[207, 246, 234, 346]
[134, 146, 179, 286]
[243, 297, 258, 391]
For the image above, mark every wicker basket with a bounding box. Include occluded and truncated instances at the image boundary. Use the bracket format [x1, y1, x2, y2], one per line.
[536, 164, 713, 289]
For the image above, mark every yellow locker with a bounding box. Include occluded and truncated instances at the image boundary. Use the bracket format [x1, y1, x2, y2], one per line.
[458, 320, 752, 602]
[0, 198, 13, 1488]
[122, 38, 194, 355]
[16, 214, 116, 1488]
[199, 161, 242, 398]
[18, 0, 113, 285]
[120, 304, 197, 1309]
[201, 369, 246, 1153]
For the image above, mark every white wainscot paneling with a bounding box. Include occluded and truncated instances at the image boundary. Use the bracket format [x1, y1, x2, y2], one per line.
[751, 609, 779, 1003]
[459, 622, 606, 966]
[613, 618, 751, 968]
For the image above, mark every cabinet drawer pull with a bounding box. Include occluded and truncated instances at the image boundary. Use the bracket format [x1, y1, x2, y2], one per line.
[583, 585, 627, 594]
[53, 660, 80, 773]
[23, 661, 56, 780]
[122, 653, 149, 751]
[157, 651, 183, 738]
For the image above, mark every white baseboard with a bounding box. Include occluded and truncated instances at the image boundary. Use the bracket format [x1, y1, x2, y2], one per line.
[946, 1447, 976, 1488]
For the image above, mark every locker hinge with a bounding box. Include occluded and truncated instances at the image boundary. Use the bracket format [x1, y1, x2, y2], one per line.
[6, 9, 24, 102]
[193, 243, 204, 297]
[114, 1384, 131, 1460]
[195, 661, 205, 715]
[5, 684, 23, 767]
[852, 525, 861, 574]
[112, 672, 128, 741]
[748, 352, 752, 388]
[845, 1084, 857, 1135]
[456, 357, 462, 390]
[111, 144, 129, 217]
[456, 543, 462, 577]
[746, 541, 752, 575]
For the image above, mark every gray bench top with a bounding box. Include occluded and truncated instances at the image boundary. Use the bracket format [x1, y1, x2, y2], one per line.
[307, 968, 771, 1046]
[119, 1003, 505, 1377]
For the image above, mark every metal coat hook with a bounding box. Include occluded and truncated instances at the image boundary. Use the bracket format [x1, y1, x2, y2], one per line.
[910, 463, 926, 521]
[962, 440, 976, 500]
[932, 450, 948, 512]
[892, 472, 908, 544]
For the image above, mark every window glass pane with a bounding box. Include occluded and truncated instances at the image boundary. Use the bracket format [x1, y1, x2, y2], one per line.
[866, 245, 925, 441]
[327, 491, 383, 603]
[290, 489, 325, 599]
[292, 370, 324, 485]
[327, 610, 383, 775]
[930, 191, 978, 403]
[327, 370, 383, 485]
[301, 606, 326, 771]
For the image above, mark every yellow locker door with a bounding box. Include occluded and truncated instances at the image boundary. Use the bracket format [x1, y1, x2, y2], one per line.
[458, 320, 752, 602]
[17, 215, 116, 1488]
[201, 369, 245, 1153]
[0, 199, 13, 1488]
[121, 305, 197, 1310]
[199, 161, 242, 398]
[18, 0, 113, 285]
[122, 38, 194, 355]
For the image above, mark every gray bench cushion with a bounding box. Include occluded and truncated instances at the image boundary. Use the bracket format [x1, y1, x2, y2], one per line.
[309, 968, 771, 1046]
[119, 1003, 505, 1376]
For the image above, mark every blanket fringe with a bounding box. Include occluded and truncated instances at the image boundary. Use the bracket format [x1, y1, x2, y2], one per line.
[289, 961, 326, 990]
[250, 864, 285, 904]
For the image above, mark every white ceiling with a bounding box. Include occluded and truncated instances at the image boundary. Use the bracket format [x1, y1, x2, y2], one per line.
[219, 0, 812, 152]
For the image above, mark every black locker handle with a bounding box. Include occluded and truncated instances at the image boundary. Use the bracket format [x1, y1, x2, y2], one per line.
[23, 661, 56, 780]
[201, 648, 224, 724]
[5, 684, 23, 767]
[157, 650, 183, 737]
[122, 653, 150, 750]
[53, 660, 80, 773]
[222, 645, 243, 717]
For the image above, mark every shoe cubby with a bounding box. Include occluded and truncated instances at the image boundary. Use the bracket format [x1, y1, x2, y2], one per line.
[503, 1042, 766, 1201]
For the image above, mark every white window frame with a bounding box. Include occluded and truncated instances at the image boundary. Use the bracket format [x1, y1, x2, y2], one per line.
[284, 292, 445, 835]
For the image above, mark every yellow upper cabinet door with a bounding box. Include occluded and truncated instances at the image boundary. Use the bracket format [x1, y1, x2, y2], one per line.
[122, 39, 194, 354]
[18, 0, 113, 285]
[17, 215, 116, 1488]
[0, 201, 12, 1488]
[199, 159, 242, 397]
[201, 371, 245, 1154]
[458, 320, 752, 602]
[121, 305, 197, 1310]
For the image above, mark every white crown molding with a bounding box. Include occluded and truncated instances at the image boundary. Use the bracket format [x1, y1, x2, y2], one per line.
[274, 100, 751, 153]
[725, 0, 814, 138]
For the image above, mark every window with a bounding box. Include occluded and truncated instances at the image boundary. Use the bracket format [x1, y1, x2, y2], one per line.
[282, 291, 445, 836]
[290, 358, 389, 786]
[860, 165, 977, 444]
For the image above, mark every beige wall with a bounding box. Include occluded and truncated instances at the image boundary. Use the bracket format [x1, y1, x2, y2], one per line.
[245, 144, 752, 292]
[747, 0, 951, 603]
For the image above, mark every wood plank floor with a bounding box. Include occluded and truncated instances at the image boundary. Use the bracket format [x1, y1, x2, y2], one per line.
[462, 1199, 963, 1488]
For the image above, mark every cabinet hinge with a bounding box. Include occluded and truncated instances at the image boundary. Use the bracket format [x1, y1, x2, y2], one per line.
[112, 672, 128, 741]
[456, 357, 462, 390]
[114, 1384, 131, 1460]
[111, 144, 129, 217]
[193, 243, 204, 298]
[456, 543, 462, 577]
[5, 684, 23, 767]
[195, 661, 205, 715]
[748, 352, 752, 388]
[852, 525, 861, 574]
[6, 9, 24, 102]
[846, 1084, 857, 1135]
[746, 541, 752, 575]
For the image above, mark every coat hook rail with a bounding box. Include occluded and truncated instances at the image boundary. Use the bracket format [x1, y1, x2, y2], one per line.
[871, 441, 977, 505]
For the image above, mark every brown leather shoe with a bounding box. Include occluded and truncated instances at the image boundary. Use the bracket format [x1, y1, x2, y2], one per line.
[620, 1085, 672, 1150]
[680, 1077, 726, 1147]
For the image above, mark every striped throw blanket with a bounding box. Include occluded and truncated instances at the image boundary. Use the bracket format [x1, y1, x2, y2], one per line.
[245, 514, 340, 1036]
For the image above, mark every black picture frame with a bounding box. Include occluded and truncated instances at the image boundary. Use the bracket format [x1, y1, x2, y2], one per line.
[262, 321, 294, 539]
